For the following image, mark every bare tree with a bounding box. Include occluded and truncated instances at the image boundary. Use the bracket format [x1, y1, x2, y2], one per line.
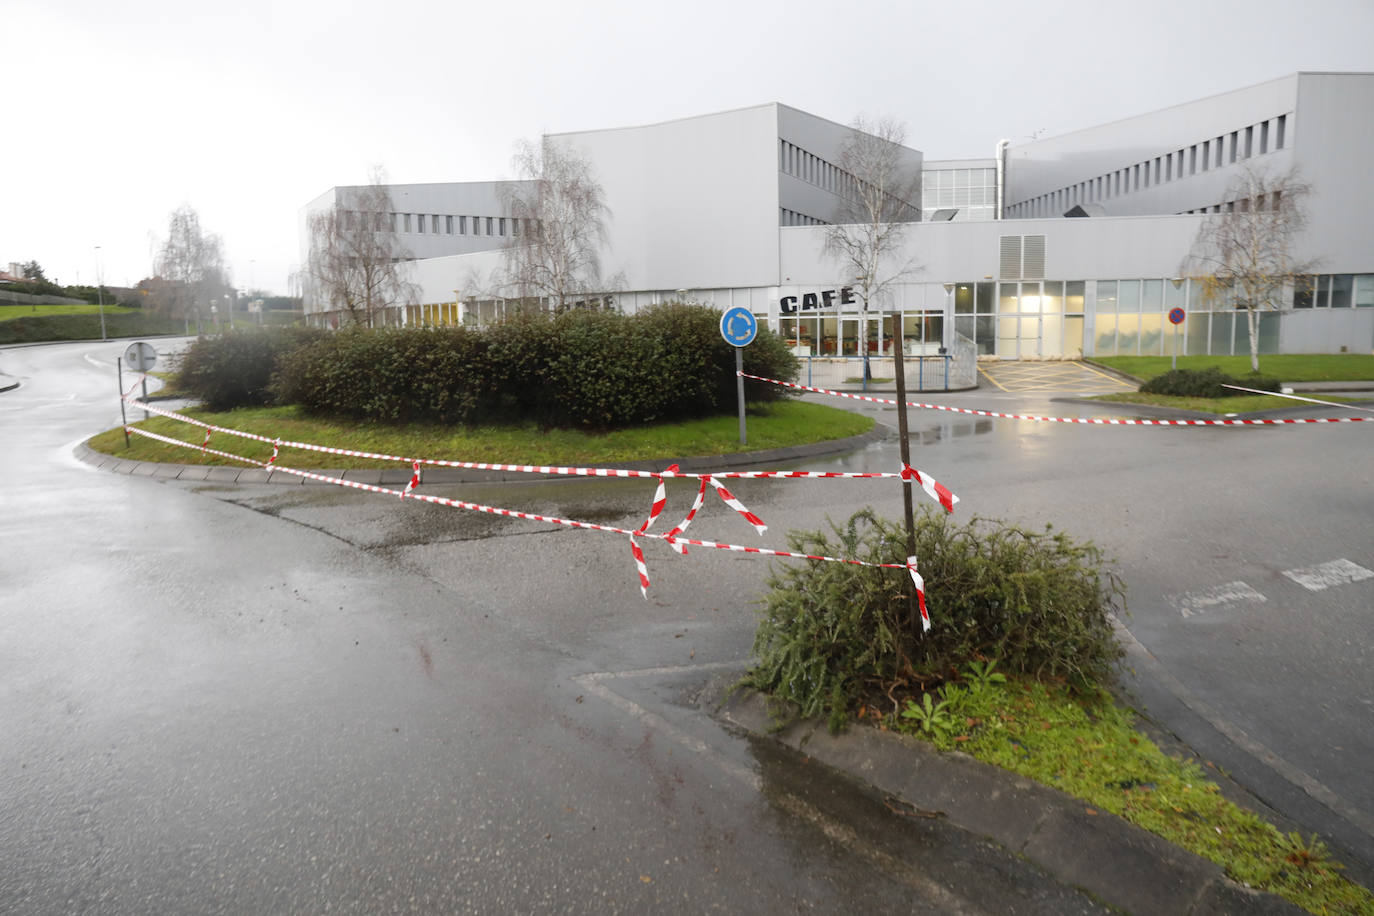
[822, 115, 922, 314]
[307, 168, 417, 328]
[1181, 164, 1315, 373]
[823, 116, 923, 629]
[152, 204, 228, 334]
[499, 138, 616, 313]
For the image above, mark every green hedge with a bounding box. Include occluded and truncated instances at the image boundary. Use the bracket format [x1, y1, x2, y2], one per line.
[1140, 367, 1282, 398]
[181, 305, 800, 425]
[269, 305, 799, 428]
[175, 328, 325, 411]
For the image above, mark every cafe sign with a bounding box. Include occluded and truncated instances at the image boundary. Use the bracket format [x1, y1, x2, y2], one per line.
[779, 286, 856, 314]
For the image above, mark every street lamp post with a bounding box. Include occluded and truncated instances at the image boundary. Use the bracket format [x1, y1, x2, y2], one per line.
[94, 246, 107, 341]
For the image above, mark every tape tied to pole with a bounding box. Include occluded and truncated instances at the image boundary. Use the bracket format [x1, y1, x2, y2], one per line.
[907, 556, 930, 633]
[402, 459, 422, 499]
[900, 464, 958, 514]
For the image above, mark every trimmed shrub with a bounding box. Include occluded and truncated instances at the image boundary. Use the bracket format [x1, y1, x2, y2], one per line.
[1140, 367, 1282, 398]
[272, 305, 799, 429]
[747, 508, 1125, 732]
[175, 328, 325, 411]
[273, 326, 495, 424]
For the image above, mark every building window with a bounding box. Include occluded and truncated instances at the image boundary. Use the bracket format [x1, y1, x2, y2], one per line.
[1260, 121, 1270, 155]
[1354, 275, 1374, 307]
[432, 215, 440, 233]
[1229, 131, 1239, 163]
[446, 215, 453, 234]
[1331, 274, 1353, 308]
[404, 213, 413, 232]
[1276, 114, 1287, 150]
[458, 216, 466, 234]
[486, 217, 494, 235]
[498, 217, 507, 236]
[1244, 125, 1254, 159]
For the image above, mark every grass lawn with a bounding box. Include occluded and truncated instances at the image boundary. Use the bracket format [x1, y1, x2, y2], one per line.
[89, 400, 874, 468]
[1091, 391, 1364, 415]
[1091, 354, 1374, 383]
[887, 674, 1374, 915]
[0, 303, 142, 321]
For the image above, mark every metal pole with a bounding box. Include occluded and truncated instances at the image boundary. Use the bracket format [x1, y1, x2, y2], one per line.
[95, 245, 106, 341]
[890, 310, 918, 633]
[1172, 324, 1179, 370]
[141, 375, 149, 421]
[735, 348, 747, 447]
[118, 357, 129, 448]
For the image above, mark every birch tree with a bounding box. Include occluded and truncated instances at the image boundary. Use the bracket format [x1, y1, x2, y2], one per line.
[1182, 164, 1315, 373]
[153, 204, 227, 334]
[500, 138, 616, 313]
[822, 115, 922, 314]
[307, 169, 417, 328]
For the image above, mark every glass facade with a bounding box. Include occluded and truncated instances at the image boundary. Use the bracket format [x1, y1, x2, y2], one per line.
[767, 273, 1344, 364]
[921, 167, 998, 222]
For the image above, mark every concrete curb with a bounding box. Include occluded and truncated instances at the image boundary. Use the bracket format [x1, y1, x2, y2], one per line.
[715, 687, 1303, 915]
[73, 425, 889, 486]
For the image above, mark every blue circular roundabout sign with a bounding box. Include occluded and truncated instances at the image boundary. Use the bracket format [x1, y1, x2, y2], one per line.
[719, 307, 758, 348]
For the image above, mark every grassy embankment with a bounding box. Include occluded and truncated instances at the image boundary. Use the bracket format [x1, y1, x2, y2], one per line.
[89, 400, 874, 468]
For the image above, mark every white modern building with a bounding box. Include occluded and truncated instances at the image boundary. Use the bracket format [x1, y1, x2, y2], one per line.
[300, 72, 1374, 370]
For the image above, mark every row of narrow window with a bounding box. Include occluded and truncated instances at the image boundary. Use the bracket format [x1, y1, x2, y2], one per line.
[342, 210, 531, 239]
[780, 208, 827, 227]
[1182, 191, 1284, 216]
[779, 139, 920, 222]
[1010, 113, 1289, 218]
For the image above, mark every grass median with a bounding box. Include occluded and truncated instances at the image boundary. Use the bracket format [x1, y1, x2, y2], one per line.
[1090, 354, 1374, 383]
[886, 674, 1374, 915]
[90, 400, 874, 468]
[1091, 391, 1365, 414]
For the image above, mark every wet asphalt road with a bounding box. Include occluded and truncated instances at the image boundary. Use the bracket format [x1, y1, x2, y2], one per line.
[1, 339, 1371, 911]
[1, 340, 1109, 914]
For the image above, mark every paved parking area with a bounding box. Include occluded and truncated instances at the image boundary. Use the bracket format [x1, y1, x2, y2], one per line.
[978, 360, 1136, 394]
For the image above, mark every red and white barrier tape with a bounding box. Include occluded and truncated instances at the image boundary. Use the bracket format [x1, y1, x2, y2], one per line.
[908, 557, 930, 632]
[119, 385, 958, 521]
[739, 372, 1374, 426]
[125, 425, 930, 616]
[119, 384, 946, 481]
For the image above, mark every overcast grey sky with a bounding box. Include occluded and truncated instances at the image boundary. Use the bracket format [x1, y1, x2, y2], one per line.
[5, 0, 1372, 296]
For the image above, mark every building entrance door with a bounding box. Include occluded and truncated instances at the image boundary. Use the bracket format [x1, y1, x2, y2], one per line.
[840, 315, 881, 357]
[995, 282, 1045, 358]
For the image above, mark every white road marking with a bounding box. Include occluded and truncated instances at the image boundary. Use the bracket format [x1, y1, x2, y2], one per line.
[1281, 558, 1374, 592]
[1171, 581, 1267, 618]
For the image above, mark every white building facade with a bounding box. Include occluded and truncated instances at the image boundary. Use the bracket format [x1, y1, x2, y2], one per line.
[299, 72, 1374, 367]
